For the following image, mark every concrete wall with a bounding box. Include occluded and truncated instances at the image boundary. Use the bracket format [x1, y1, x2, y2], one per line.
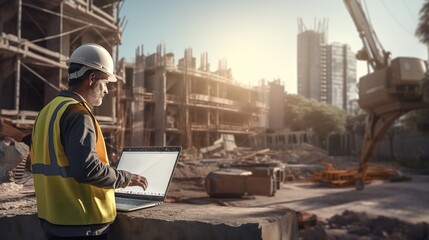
[327, 132, 429, 161]
[373, 133, 429, 161]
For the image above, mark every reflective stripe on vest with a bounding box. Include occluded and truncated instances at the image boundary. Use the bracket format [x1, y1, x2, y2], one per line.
[31, 100, 73, 177]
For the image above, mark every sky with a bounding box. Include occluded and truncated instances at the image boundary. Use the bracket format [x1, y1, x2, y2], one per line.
[119, 0, 427, 93]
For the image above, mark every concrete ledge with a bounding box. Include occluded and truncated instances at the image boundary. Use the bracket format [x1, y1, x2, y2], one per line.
[111, 204, 298, 240]
[1, 196, 297, 240]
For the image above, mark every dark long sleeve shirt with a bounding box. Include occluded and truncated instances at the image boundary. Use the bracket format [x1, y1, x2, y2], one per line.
[59, 90, 131, 188]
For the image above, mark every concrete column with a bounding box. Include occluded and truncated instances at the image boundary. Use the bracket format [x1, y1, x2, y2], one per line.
[154, 69, 166, 146]
[132, 51, 145, 145]
[45, 6, 62, 104]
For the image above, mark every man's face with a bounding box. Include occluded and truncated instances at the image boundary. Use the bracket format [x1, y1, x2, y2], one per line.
[87, 74, 109, 107]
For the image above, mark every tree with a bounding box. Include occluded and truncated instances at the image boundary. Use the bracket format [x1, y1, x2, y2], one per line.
[402, 2, 429, 134]
[346, 113, 367, 135]
[283, 94, 315, 130]
[402, 109, 429, 133]
[283, 94, 346, 145]
[416, 0, 429, 45]
[416, 1, 429, 103]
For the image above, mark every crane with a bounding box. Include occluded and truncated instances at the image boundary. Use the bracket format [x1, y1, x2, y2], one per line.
[343, 0, 428, 190]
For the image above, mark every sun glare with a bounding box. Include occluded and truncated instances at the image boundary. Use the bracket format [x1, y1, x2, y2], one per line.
[213, 29, 291, 88]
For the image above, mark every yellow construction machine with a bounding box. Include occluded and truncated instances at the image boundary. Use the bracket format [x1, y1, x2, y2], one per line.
[344, 0, 429, 190]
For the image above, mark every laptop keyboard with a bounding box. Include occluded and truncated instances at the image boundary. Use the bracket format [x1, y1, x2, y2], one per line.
[116, 197, 153, 206]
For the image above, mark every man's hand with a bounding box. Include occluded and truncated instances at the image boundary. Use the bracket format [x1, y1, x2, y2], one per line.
[128, 174, 148, 190]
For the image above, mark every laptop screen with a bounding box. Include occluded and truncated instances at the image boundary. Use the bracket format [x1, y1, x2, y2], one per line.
[115, 147, 181, 197]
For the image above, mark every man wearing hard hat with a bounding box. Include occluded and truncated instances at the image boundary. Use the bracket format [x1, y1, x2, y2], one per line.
[31, 43, 148, 240]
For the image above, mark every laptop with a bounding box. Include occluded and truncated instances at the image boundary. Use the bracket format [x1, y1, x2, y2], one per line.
[114, 146, 182, 212]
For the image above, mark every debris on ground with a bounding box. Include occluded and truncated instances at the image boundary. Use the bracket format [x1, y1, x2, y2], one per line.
[299, 210, 429, 240]
[0, 138, 30, 182]
[297, 211, 318, 230]
[171, 140, 406, 198]
[167, 141, 424, 240]
[0, 137, 427, 240]
[0, 182, 23, 193]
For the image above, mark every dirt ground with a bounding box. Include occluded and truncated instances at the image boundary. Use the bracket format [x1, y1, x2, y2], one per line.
[2, 172, 428, 239]
[167, 169, 429, 240]
[166, 144, 429, 240]
[2, 143, 429, 239]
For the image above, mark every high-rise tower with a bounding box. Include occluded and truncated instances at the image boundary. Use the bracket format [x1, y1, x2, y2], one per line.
[326, 43, 357, 111]
[297, 19, 357, 112]
[297, 18, 328, 103]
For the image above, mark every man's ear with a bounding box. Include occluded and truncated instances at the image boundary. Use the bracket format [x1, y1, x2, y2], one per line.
[88, 72, 96, 87]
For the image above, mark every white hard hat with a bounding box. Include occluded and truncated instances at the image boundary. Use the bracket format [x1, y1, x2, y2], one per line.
[66, 43, 117, 82]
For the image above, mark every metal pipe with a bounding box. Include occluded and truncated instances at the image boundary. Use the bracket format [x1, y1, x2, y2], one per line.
[21, 62, 60, 92]
[59, 2, 63, 90]
[15, 0, 22, 111]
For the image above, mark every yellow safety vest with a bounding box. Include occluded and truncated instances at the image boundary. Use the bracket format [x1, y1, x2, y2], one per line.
[31, 96, 116, 225]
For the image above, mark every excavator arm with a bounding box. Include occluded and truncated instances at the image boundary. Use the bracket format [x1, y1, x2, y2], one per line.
[343, 0, 429, 190]
[343, 0, 389, 70]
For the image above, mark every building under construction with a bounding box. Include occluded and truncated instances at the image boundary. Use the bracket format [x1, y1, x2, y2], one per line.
[0, 0, 125, 154]
[122, 45, 286, 150]
[0, 0, 287, 157]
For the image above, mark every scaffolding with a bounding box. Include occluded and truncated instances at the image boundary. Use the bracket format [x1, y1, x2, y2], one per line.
[1, 1, 287, 153]
[0, 0, 125, 156]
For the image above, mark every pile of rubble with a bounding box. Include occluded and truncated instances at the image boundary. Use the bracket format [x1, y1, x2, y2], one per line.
[300, 210, 429, 240]
[176, 135, 360, 186]
[177, 135, 358, 185]
[170, 136, 339, 201]
[0, 119, 32, 184]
